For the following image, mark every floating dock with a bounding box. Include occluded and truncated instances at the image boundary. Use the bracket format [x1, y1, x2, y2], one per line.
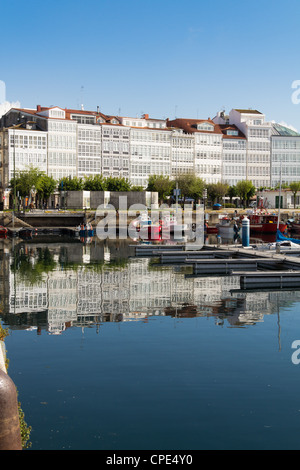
[133, 242, 300, 289]
[132, 244, 186, 257]
[187, 257, 283, 274]
[238, 271, 300, 289]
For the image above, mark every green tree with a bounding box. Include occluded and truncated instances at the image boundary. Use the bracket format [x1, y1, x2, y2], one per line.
[206, 182, 229, 205]
[10, 166, 44, 197]
[131, 185, 144, 192]
[105, 176, 132, 191]
[58, 176, 84, 191]
[227, 185, 238, 204]
[83, 174, 107, 191]
[36, 175, 57, 208]
[176, 174, 205, 204]
[9, 165, 45, 208]
[147, 174, 173, 203]
[289, 181, 300, 208]
[235, 180, 256, 208]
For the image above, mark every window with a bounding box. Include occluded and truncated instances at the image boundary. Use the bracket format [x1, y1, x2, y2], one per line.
[226, 130, 238, 136]
[197, 122, 214, 131]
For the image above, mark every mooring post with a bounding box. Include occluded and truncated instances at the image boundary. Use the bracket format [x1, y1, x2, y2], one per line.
[242, 216, 250, 247]
[0, 369, 22, 450]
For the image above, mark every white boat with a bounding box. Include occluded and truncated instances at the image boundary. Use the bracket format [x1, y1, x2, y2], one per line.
[216, 216, 235, 236]
[161, 213, 189, 235]
[256, 240, 300, 251]
[131, 212, 162, 239]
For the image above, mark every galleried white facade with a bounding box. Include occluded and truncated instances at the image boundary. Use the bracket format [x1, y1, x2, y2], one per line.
[1, 104, 300, 204]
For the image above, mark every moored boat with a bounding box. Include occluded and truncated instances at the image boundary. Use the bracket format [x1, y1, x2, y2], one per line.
[216, 216, 235, 236]
[133, 212, 162, 240]
[161, 213, 189, 236]
[247, 212, 286, 234]
[205, 223, 218, 234]
[256, 240, 300, 251]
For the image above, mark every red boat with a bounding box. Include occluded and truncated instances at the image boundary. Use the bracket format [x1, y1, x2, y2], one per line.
[205, 223, 218, 234]
[133, 213, 162, 240]
[247, 213, 287, 234]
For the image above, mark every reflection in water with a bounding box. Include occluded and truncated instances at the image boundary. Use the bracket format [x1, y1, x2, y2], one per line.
[1, 239, 300, 335]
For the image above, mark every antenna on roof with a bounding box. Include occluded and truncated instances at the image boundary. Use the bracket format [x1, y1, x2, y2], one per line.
[80, 86, 84, 110]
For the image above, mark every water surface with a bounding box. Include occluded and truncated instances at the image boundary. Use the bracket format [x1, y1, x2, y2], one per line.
[1, 238, 300, 450]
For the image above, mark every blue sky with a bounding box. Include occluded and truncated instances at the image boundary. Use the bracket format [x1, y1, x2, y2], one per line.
[2, 0, 300, 130]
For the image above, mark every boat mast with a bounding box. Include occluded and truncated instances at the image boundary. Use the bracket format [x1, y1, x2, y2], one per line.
[277, 159, 282, 230]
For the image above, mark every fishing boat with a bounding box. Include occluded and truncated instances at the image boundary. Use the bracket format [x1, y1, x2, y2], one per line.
[247, 212, 287, 234]
[216, 216, 235, 236]
[161, 213, 189, 236]
[247, 161, 286, 234]
[133, 212, 162, 239]
[205, 223, 218, 234]
[274, 161, 299, 244]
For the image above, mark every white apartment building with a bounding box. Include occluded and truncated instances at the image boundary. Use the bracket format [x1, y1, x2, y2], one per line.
[1, 104, 300, 206]
[120, 114, 172, 187]
[168, 118, 223, 184]
[77, 124, 102, 176]
[44, 107, 77, 181]
[101, 123, 130, 179]
[170, 128, 194, 177]
[270, 123, 300, 187]
[228, 109, 272, 188]
[219, 124, 247, 186]
[8, 125, 48, 184]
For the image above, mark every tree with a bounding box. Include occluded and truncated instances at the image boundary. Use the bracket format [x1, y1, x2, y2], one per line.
[227, 185, 238, 204]
[147, 174, 173, 203]
[58, 176, 84, 191]
[36, 175, 57, 208]
[105, 176, 132, 191]
[176, 174, 205, 204]
[83, 174, 107, 191]
[206, 182, 229, 205]
[9, 165, 46, 208]
[235, 180, 256, 208]
[10, 166, 45, 198]
[289, 181, 300, 208]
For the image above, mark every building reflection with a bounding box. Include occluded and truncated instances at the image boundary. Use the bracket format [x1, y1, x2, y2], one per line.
[1, 239, 300, 334]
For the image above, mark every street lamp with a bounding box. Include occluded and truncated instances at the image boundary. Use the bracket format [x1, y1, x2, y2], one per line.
[11, 127, 16, 230]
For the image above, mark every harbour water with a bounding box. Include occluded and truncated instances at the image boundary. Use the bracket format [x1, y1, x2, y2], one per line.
[2, 236, 300, 450]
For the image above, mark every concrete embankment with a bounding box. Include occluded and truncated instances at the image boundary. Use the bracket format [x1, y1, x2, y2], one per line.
[1, 208, 298, 235]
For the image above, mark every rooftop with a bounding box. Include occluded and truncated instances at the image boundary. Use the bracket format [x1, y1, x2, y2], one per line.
[234, 109, 262, 115]
[167, 118, 223, 135]
[272, 123, 300, 137]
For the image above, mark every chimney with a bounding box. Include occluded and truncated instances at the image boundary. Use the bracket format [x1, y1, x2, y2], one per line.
[142, 113, 149, 120]
[97, 106, 99, 113]
[37, 105, 41, 112]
